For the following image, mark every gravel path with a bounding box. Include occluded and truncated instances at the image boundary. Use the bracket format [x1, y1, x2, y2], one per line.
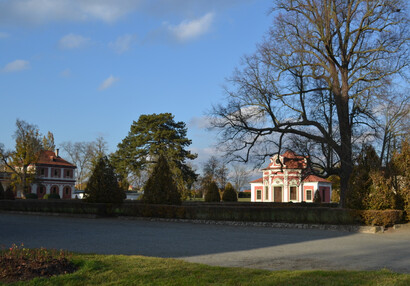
[1, 213, 409, 273]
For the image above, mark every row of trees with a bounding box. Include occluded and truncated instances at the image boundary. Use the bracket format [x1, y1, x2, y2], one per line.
[0, 114, 252, 204]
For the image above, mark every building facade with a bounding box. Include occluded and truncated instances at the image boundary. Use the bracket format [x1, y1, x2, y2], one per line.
[250, 151, 332, 203]
[0, 149, 76, 199]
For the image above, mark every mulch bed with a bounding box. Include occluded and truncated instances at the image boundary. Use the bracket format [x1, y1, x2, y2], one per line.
[0, 256, 77, 283]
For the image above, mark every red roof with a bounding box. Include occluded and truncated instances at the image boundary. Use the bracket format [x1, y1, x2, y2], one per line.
[243, 189, 251, 193]
[265, 150, 307, 170]
[303, 175, 330, 183]
[36, 150, 76, 168]
[250, 177, 263, 183]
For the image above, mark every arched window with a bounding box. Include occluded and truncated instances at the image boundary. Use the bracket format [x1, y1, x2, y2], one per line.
[51, 185, 59, 194]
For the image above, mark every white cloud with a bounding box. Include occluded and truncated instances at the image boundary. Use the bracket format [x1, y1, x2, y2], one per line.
[189, 116, 212, 129]
[2, 59, 30, 72]
[109, 34, 135, 54]
[59, 33, 90, 49]
[0, 32, 9, 38]
[0, 0, 140, 24]
[167, 12, 215, 42]
[99, 75, 119, 90]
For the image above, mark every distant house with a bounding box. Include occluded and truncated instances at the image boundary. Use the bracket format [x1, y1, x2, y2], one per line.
[0, 149, 76, 199]
[250, 150, 332, 203]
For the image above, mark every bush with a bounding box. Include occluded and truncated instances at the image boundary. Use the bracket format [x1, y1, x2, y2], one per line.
[205, 181, 220, 202]
[358, 210, 403, 226]
[0, 183, 4, 200]
[222, 183, 237, 202]
[85, 156, 126, 204]
[25, 193, 38, 199]
[4, 186, 15, 200]
[313, 190, 321, 203]
[142, 155, 181, 205]
[44, 193, 61, 200]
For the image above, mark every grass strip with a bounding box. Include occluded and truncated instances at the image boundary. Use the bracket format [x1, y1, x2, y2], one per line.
[2, 254, 409, 286]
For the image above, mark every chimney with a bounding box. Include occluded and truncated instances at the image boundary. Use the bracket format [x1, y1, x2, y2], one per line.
[55, 149, 59, 157]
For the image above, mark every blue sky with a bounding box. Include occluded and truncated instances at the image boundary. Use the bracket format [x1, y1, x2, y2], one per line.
[0, 0, 273, 168]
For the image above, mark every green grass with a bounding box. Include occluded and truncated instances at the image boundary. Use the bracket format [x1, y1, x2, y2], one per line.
[2, 254, 409, 286]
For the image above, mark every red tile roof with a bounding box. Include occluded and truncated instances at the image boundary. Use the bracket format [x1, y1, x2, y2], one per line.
[35, 150, 76, 168]
[264, 150, 307, 170]
[303, 175, 330, 183]
[250, 177, 263, 183]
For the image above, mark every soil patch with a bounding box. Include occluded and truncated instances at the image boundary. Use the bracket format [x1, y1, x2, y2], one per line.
[0, 254, 77, 283]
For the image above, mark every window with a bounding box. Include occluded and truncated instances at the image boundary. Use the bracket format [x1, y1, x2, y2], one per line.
[290, 186, 297, 201]
[306, 190, 312, 201]
[257, 190, 261, 200]
[265, 186, 269, 200]
[66, 170, 70, 177]
[51, 186, 58, 194]
[40, 168, 45, 176]
[54, 169, 58, 176]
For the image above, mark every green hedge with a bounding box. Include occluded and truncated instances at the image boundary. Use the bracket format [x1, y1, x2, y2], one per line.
[0, 200, 404, 226]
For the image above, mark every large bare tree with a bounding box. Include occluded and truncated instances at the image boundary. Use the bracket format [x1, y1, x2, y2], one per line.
[212, 0, 409, 207]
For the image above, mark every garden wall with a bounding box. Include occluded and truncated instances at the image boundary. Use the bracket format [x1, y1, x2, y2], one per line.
[0, 200, 403, 226]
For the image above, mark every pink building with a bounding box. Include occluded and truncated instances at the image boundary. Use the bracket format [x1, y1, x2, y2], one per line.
[250, 151, 332, 203]
[0, 149, 76, 199]
[31, 150, 76, 199]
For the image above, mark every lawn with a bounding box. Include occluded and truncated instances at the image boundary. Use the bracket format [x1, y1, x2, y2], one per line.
[2, 254, 409, 286]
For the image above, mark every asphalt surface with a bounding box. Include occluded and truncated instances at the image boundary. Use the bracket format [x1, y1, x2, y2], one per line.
[1, 213, 409, 273]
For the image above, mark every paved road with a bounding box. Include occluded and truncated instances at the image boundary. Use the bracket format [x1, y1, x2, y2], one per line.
[1, 213, 409, 273]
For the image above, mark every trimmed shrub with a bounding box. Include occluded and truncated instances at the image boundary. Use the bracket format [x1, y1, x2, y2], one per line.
[4, 186, 15, 200]
[25, 193, 38, 199]
[222, 183, 237, 202]
[0, 183, 4, 200]
[313, 190, 321, 203]
[359, 210, 403, 226]
[205, 181, 220, 202]
[44, 193, 61, 200]
[85, 156, 126, 204]
[142, 155, 181, 205]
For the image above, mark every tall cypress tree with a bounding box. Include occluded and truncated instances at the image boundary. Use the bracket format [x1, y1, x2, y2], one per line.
[205, 181, 220, 202]
[85, 156, 125, 203]
[142, 155, 181, 205]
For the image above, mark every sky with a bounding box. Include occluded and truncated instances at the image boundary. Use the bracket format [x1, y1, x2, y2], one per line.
[0, 0, 274, 170]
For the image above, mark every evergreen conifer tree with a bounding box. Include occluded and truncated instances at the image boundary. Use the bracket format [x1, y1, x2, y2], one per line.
[313, 190, 321, 203]
[85, 156, 125, 203]
[205, 181, 220, 202]
[0, 183, 4, 200]
[222, 182, 237, 202]
[142, 155, 181, 205]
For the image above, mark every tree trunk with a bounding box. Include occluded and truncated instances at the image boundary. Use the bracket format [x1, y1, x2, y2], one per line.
[335, 70, 353, 209]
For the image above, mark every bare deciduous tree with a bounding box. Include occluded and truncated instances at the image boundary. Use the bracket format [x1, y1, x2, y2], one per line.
[230, 164, 252, 192]
[212, 0, 409, 207]
[60, 141, 94, 189]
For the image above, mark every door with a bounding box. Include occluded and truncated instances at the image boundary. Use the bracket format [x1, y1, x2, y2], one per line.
[274, 186, 282, 202]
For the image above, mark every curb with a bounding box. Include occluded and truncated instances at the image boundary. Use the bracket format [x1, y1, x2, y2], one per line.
[117, 216, 385, 234]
